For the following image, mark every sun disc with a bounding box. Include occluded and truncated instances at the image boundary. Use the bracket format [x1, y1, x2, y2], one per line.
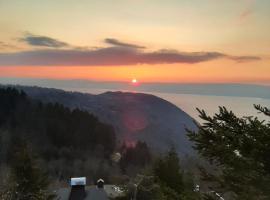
[132, 78, 137, 83]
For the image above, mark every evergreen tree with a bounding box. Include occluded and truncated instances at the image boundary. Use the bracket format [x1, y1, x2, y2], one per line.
[136, 176, 165, 200]
[1, 142, 56, 200]
[0, 87, 117, 181]
[142, 147, 202, 200]
[120, 141, 152, 172]
[153, 147, 184, 195]
[187, 105, 270, 200]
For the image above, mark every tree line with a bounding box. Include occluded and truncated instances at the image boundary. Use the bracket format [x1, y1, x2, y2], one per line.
[0, 88, 117, 184]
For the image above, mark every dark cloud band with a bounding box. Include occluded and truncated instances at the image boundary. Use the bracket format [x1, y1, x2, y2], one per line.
[0, 47, 260, 66]
[0, 34, 261, 66]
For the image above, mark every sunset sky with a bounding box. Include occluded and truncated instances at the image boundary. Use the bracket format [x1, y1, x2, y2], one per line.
[0, 0, 269, 84]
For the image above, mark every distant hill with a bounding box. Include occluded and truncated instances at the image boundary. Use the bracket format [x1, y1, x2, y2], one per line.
[13, 85, 197, 156]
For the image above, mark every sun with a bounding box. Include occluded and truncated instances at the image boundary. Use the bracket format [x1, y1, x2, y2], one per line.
[132, 78, 137, 84]
[131, 78, 139, 86]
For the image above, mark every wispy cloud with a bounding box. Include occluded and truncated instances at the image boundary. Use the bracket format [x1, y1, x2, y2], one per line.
[239, 0, 256, 21]
[240, 9, 253, 20]
[0, 41, 20, 50]
[228, 55, 260, 62]
[105, 38, 145, 49]
[19, 33, 70, 48]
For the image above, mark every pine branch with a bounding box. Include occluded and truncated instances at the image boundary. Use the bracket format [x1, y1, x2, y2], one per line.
[254, 104, 270, 116]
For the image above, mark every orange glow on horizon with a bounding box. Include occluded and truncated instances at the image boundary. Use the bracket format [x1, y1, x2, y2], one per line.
[0, 59, 269, 85]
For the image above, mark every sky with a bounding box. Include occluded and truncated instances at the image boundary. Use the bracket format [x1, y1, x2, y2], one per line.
[0, 0, 269, 84]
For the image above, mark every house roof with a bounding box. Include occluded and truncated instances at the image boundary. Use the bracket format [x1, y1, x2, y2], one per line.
[97, 179, 105, 183]
[70, 177, 86, 186]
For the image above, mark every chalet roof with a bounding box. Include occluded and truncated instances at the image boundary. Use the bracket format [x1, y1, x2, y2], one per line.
[70, 177, 86, 186]
[97, 179, 105, 183]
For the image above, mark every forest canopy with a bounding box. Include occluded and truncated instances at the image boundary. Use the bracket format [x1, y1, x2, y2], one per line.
[0, 87, 116, 182]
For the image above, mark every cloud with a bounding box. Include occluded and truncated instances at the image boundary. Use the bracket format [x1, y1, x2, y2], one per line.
[0, 42, 10, 48]
[0, 45, 261, 66]
[0, 41, 19, 50]
[228, 55, 261, 62]
[105, 38, 145, 49]
[0, 33, 261, 66]
[240, 9, 253, 20]
[19, 34, 69, 48]
[239, 0, 255, 21]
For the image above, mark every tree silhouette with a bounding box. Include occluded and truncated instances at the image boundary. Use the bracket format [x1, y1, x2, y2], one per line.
[187, 105, 270, 199]
[153, 147, 184, 195]
[1, 141, 56, 200]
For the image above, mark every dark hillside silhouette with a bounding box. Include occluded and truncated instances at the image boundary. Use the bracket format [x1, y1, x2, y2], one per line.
[0, 87, 116, 181]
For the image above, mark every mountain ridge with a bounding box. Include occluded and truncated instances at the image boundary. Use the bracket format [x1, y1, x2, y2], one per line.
[1, 85, 197, 156]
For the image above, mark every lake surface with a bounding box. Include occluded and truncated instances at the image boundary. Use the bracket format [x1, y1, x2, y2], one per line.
[152, 92, 270, 122]
[61, 87, 270, 123]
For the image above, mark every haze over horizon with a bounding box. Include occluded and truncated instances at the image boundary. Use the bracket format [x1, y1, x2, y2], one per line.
[0, 0, 269, 85]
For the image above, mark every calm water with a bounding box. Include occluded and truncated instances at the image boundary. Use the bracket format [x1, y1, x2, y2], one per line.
[64, 88, 270, 123]
[152, 92, 270, 122]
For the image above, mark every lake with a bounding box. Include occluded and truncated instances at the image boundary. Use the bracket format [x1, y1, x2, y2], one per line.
[61, 87, 270, 123]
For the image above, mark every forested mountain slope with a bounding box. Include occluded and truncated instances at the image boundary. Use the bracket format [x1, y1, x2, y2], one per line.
[15, 85, 197, 156]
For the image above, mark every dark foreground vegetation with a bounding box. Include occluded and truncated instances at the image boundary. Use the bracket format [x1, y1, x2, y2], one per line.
[0, 88, 154, 198]
[0, 87, 116, 178]
[187, 105, 270, 199]
[0, 87, 270, 200]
